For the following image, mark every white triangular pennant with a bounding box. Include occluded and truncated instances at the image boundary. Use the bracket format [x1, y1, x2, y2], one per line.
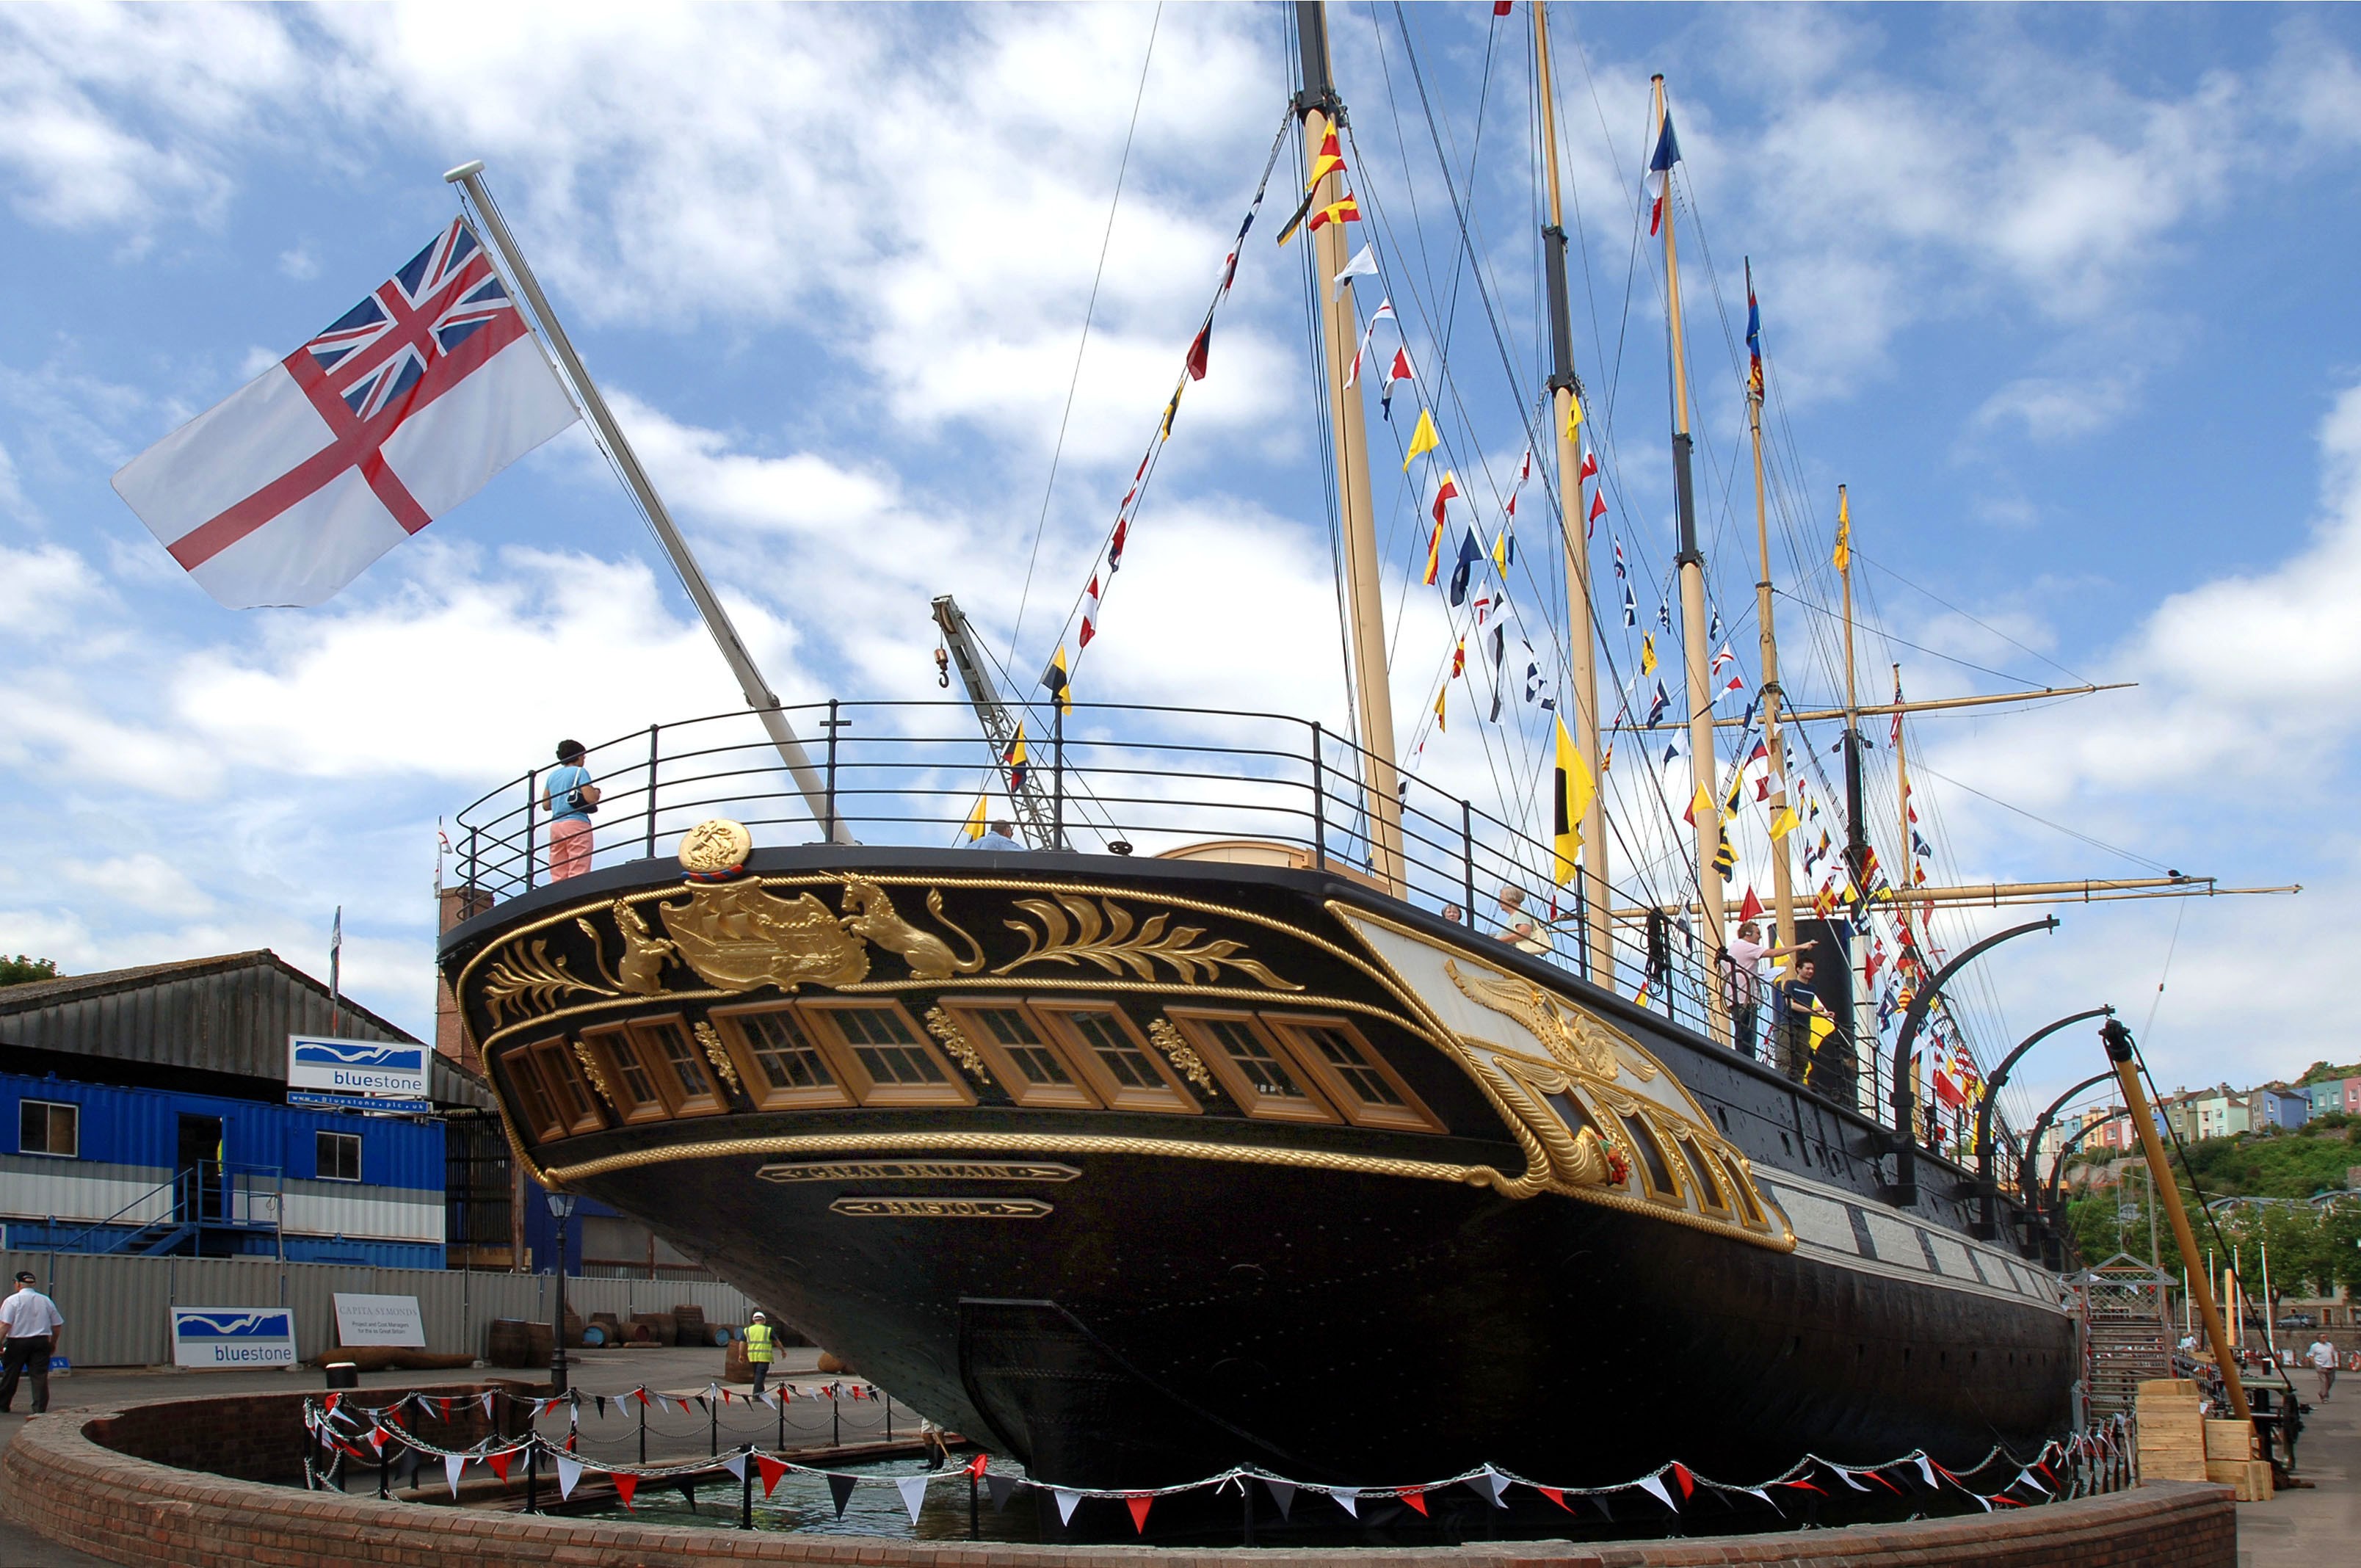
[1328, 1486, 1359, 1517]
[1834, 1467, 1872, 1491]
[1913, 1455, 1937, 1488]
[556, 1454, 583, 1500]
[1635, 1473, 1675, 1510]
[479, 1391, 494, 1418]
[1479, 1467, 1510, 1506]
[1054, 1488, 1083, 1524]
[444, 1454, 466, 1498]
[724, 1451, 747, 1481]
[897, 1476, 929, 1525]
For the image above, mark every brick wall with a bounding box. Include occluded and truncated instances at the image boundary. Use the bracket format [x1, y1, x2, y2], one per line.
[1, 1386, 2237, 1568]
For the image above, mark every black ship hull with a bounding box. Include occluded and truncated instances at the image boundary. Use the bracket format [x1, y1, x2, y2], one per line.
[442, 844, 2078, 1490]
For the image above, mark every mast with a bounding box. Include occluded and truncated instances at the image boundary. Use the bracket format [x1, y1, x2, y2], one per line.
[1653, 76, 1729, 1042]
[1296, 2, 1405, 893]
[1894, 662, 1910, 894]
[1838, 484, 1866, 895]
[1534, 3, 1610, 981]
[1744, 260, 1795, 954]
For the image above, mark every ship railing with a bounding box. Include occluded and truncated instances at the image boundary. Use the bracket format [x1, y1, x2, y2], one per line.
[449, 701, 1728, 1034]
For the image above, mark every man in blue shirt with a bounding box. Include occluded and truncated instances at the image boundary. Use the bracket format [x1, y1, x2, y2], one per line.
[967, 819, 1026, 852]
[543, 738, 598, 881]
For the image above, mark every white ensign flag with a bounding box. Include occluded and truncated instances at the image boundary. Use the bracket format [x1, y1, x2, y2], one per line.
[113, 217, 577, 609]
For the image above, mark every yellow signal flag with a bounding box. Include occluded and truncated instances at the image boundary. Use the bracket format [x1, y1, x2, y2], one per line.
[1433, 683, 1447, 733]
[1832, 483, 1851, 574]
[1491, 527, 1512, 573]
[1768, 805, 1801, 841]
[1552, 717, 1593, 885]
[1041, 645, 1072, 714]
[1640, 634, 1657, 677]
[1563, 391, 1584, 441]
[1307, 128, 1345, 190]
[1403, 408, 1440, 471]
[1690, 783, 1716, 823]
[963, 795, 989, 841]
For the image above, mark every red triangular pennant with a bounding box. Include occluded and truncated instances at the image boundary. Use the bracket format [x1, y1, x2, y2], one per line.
[1399, 1487, 1429, 1516]
[758, 1455, 790, 1498]
[1539, 1487, 1573, 1512]
[488, 1451, 512, 1482]
[966, 1453, 990, 1480]
[1126, 1493, 1153, 1533]
[612, 1473, 639, 1510]
[1671, 1462, 1694, 1499]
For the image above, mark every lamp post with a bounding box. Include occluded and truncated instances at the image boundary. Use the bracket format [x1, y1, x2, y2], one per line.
[546, 1189, 577, 1395]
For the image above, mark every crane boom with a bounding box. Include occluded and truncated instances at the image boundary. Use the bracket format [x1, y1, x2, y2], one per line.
[930, 595, 1061, 849]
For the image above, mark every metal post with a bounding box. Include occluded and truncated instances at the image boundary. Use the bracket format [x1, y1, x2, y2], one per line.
[884, 1393, 893, 1442]
[741, 1445, 754, 1529]
[823, 699, 841, 843]
[443, 160, 851, 843]
[1051, 703, 1065, 851]
[1243, 1474, 1255, 1546]
[1575, 882, 1590, 980]
[970, 1469, 981, 1539]
[639, 1395, 647, 1465]
[379, 1440, 389, 1500]
[1462, 801, 1476, 927]
[710, 1393, 719, 1457]
[525, 767, 538, 893]
[550, 1222, 570, 1396]
[526, 1442, 539, 1514]
[466, 825, 478, 893]
[1309, 722, 1326, 870]
[645, 723, 659, 860]
[832, 1388, 841, 1448]
[777, 1390, 785, 1450]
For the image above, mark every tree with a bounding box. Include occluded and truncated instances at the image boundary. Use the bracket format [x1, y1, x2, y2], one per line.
[0, 955, 57, 987]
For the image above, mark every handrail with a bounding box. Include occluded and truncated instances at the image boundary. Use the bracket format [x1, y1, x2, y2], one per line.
[43, 1162, 286, 1256]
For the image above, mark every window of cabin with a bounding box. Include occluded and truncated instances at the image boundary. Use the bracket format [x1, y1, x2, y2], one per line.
[533, 1041, 605, 1136]
[1034, 1002, 1199, 1114]
[625, 1017, 724, 1116]
[1169, 1009, 1337, 1124]
[1265, 1017, 1441, 1133]
[18, 1099, 78, 1158]
[948, 1002, 1097, 1109]
[584, 1026, 670, 1124]
[803, 1001, 974, 1108]
[709, 1004, 855, 1111]
[316, 1130, 363, 1183]
[500, 1050, 565, 1141]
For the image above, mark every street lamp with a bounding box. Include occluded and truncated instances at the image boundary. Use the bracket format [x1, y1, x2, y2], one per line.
[545, 1188, 577, 1395]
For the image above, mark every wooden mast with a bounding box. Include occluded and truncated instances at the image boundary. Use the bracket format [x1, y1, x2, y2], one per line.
[1744, 259, 1796, 954]
[1654, 75, 1729, 1042]
[1534, 3, 1610, 981]
[1296, 4, 1404, 893]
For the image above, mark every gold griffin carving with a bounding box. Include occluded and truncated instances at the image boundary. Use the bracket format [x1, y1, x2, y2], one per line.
[656, 880, 871, 992]
[995, 894, 1302, 991]
[693, 1020, 741, 1095]
[570, 1039, 618, 1108]
[479, 939, 615, 1024]
[921, 1006, 990, 1083]
[1444, 959, 1654, 1081]
[843, 876, 987, 980]
[1145, 1018, 1216, 1095]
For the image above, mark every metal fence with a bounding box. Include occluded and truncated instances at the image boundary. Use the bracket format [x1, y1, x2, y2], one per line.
[1, 1249, 754, 1368]
[450, 700, 1732, 1034]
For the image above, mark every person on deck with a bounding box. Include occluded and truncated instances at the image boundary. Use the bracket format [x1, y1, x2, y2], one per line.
[967, 819, 1026, 852]
[0, 1271, 63, 1416]
[1722, 921, 1815, 1061]
[744, 1311, 776, 1396]
[1493, 886, 1551, 956]
[542, 739, 599, 882]
[1771, 957, 1833, 1085]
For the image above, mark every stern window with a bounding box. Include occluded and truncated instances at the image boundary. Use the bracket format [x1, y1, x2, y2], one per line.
[711, 1005, 855, 1111]
[805, 1001, 975, 1108]
[1037, 1003, 1200, 1114]
[1266, 1017, 1443, 1133]
[1171, 1009, 1338, 1124]
[951, 1003, 1098, 1110]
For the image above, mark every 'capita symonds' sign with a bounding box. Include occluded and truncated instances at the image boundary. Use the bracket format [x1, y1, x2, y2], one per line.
[286, 1034, 429, 1100]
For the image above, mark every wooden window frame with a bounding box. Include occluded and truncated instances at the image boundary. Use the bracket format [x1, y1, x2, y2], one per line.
[800, 998, 976, 1108]
[1261, 1014, 1443, 1133]
[1165, 1006, 1338, 1125]
[582, 1024, 672, 1125]
[623, 1015, 728, 1118]
[707, 1001, 857, 1111]
[1031, 1000, 1201, 1114]
[497, 1047, 567, 1141]
[531, 1040, 606, 1136]
[940, 999, 1099, 1110]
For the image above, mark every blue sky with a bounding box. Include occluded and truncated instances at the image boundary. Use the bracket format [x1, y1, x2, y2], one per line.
[4, 3, 2360, 1139]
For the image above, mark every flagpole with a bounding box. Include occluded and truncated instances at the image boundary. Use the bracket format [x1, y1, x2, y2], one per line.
[1534, 2, 1611, 984]
[1653, 76, 1730, 1045]
[1743, 260, 1796, 959]
[443, 161, 851, 845]
[1296, 5, 1405, 894]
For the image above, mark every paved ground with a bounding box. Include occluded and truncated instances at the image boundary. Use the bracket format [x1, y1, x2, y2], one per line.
[4, 1350, 2355, 1564]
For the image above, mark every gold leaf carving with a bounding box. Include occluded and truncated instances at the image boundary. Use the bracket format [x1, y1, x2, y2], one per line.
[1444, 959, 1653, 1081]
[656, 880, 869, 992]
[1145, 1018, 1216, 1095]
[570, 1040, 618, 1109]
[480, 939, 616, 1024]
[694, 1020, 740, 1095]
[922, 1006, 991, 1083]
[843, 877, 987, 980]
[994, 894, 1301, 990]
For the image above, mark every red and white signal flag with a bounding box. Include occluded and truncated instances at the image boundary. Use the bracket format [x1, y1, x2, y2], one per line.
[113, 217, 578, 609]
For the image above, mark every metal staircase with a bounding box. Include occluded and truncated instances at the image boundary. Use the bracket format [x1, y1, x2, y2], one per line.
[2072, 1253, 2175, 1420]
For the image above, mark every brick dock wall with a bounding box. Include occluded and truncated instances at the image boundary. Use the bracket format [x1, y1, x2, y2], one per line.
[1, 1386, 2237, 1568]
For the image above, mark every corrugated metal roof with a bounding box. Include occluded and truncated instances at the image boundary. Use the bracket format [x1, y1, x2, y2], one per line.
[0, 950, 492, 1109]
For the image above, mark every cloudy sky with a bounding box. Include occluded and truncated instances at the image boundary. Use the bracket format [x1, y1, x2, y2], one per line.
[4, 3, 2359, 1137]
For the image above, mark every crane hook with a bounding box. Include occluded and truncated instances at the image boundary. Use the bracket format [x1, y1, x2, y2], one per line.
[933, 646, 950, 689]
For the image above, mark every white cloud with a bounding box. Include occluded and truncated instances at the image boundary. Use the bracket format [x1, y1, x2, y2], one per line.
[0, 542, 104, 635]
[65, 852, 214, 918]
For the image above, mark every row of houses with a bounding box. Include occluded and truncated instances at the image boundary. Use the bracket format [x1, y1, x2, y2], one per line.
[2032, 1073, 2360, 1177]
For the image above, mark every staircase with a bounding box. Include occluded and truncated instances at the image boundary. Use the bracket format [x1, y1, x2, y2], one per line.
[2074, 1254, 2176, 1421]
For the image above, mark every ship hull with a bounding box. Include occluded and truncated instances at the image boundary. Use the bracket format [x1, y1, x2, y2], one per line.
[443, 845, 2078, 1491]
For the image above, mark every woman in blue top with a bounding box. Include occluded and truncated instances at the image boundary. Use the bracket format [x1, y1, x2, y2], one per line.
[543, 738, 599, 881]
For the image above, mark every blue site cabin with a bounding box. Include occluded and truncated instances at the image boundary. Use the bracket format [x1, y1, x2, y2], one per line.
[0, 950, 496, 1267]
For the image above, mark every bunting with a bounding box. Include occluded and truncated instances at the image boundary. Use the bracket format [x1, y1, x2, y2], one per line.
[1646, 106, 1682, 236]
[1403, 406, 1440, 469]
[1553, 717, 1592, 883]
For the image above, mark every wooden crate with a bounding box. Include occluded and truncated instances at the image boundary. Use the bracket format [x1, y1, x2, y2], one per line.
[2136, 1384, 2209, 1483]
[2137, 1378, 2197, 1398]
[2204, 1418, 2258, 1461]
[2204, 1457, 2274, 1501]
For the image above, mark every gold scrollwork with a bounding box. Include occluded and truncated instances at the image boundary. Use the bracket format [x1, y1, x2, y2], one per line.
[843, 876, 987, 980]
[1444, 959, 1653, 1082]
[921, 1006, 992, 1084]
[995, 893, 1302, 990]
[480, 939, 616, 1024]
[1145, 1018, 1216, 1095]
[570, 1039, 619, 1109]
[1484, 1056, 1623, 1190]
[693, 1020, 741, 1095]
[656, 880, 871, 992]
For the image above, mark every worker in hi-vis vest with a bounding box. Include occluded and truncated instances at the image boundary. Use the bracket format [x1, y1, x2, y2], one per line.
[744, 1311, 776, 1395]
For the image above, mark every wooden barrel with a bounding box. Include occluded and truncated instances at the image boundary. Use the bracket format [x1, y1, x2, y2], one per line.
[672, 1304, 707, 1346]
[630, 1312, 675, 1346]
[485, 1318, 534, 1368]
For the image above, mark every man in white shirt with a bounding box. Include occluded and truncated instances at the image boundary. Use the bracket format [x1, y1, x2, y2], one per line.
[0, 1271, 64, 1415]
[1723, 921, 1816, 1061]
[2307, 1335, 2338, 1401]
